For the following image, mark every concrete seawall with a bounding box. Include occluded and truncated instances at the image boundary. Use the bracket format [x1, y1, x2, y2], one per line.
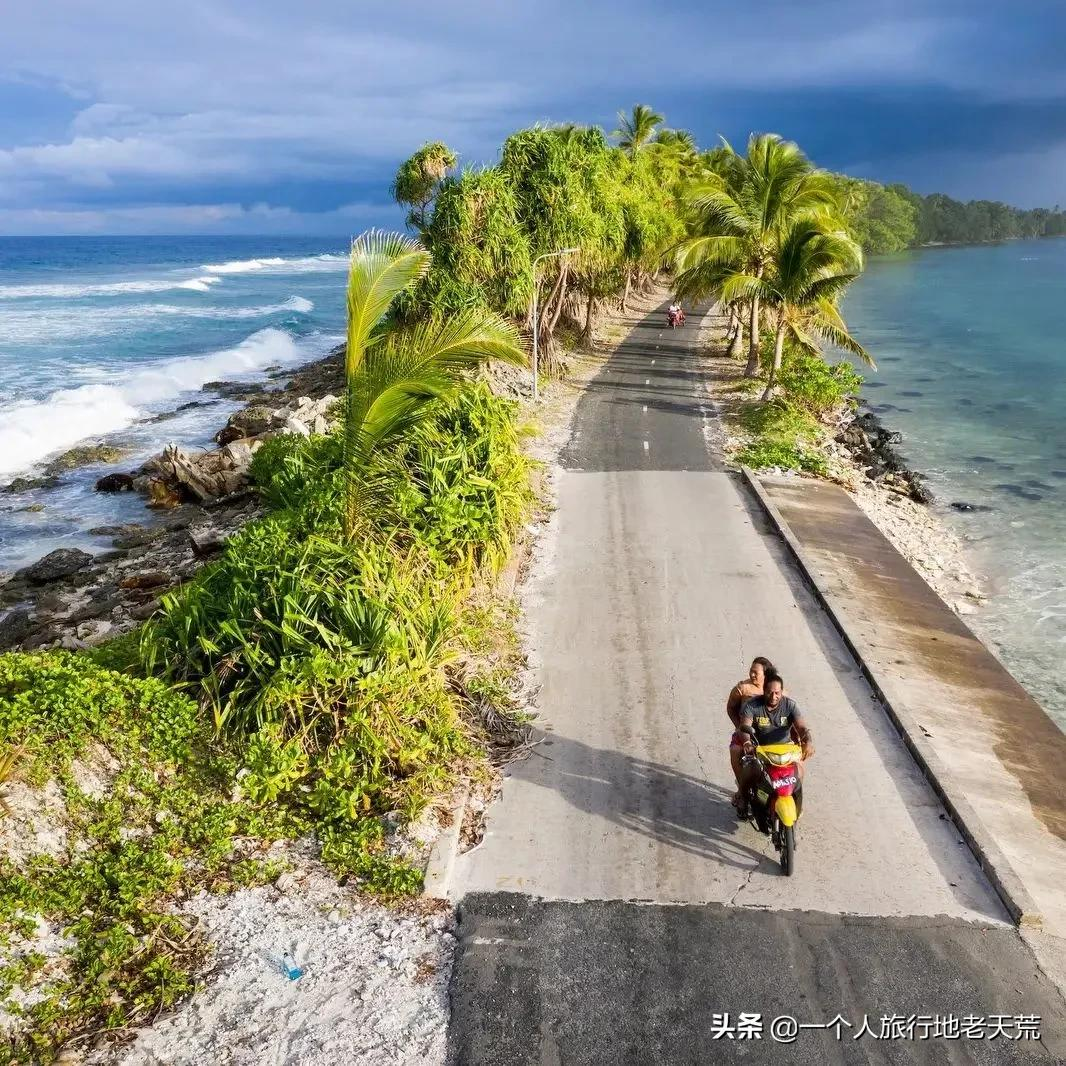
[744, 470, 1066, 956]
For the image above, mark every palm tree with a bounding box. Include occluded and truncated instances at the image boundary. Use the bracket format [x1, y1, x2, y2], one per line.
[654, 128, 696, 154]
[718, 220, 872, 400]
[613, 104, 664, 155]
[342, 231, 526, 537]
[676, 134, 841, 377]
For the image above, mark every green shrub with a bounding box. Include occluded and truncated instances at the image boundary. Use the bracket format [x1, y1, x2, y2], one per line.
[735, 399, 827, 475]
[0, 652, 200, 779]
[395, 384, 531, 573]
[0, 653, 271, 1061]
[736, 439, 827, 475]
[777, 349, 862, 418]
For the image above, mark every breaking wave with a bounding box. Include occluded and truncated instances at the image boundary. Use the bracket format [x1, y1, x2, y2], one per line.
[0, 275, 222, 299]
[0, 328, 314, 480]
[202, 254, 348, 275]
[0, 297, 314, 343]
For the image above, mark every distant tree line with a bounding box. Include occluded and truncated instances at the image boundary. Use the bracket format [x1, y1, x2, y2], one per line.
[830, 175, 1066, 254]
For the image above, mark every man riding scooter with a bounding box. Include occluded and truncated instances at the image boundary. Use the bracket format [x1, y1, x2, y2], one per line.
[667, 302, 685, 328]
[734, 671, 814, 819]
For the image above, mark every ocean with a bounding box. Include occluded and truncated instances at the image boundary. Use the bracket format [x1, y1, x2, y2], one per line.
[2, 234, 1064, 731]
[841, 237, 1066, 731]
[0, 235, 350, 569]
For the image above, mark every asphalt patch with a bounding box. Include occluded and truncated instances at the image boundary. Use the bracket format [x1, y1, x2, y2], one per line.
[449, 894, 1065, 1064]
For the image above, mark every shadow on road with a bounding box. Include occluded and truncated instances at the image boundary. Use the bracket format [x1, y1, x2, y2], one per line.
[520, 729, 775, 877]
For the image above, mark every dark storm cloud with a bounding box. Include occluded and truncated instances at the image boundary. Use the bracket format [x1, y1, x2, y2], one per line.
[0, 0, 1063, 232]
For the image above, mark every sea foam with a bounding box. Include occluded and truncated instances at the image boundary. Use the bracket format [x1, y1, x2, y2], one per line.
[202, 254, 347, 275]
[0, 276, 222, 299]
[0, 328, 315, 480]
[0, 297, 314, 343]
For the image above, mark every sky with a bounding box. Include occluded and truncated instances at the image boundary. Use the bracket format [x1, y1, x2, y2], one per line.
[2, 0, 1065, 235]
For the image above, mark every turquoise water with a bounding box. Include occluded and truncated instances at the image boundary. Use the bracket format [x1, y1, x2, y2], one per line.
[0, 235, 350, 568]
[842, 238, 1066, 730]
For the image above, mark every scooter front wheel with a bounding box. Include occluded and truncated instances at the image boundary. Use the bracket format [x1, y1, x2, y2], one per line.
[780, 825, 795, 876]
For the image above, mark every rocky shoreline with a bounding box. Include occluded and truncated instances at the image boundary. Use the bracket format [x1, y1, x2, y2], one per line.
[0, 348, 346, 654]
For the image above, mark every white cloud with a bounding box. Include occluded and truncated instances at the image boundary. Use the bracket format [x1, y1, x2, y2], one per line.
[0, 199, 400, 235]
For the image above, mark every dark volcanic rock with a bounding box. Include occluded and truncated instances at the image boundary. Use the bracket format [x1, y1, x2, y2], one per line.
[67, 594, 124, 625]
[836, 412, 930, 503]
[44, 444, 128, 476]
[111, 526, 166, 550]
[18, 548, 93, 584]
[0, 608, 35, 647]
[189, 526, 228, 557]
[3, 475, 59, 493]
[950, 501, 994, 513]
[202, 380, 269, 400]
[224, 404, 278, 437]
[22, 626, 64, 650]
[130, 599, 161, 621]
[214, 425, 245, 446]
[95, 472, 136, 493]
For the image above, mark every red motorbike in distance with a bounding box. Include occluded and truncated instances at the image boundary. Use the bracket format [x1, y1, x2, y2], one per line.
[667, 306, 686, 329]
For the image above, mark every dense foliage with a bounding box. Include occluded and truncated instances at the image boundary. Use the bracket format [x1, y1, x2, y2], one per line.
[675, 133, 869, 398]
[833, 175, 1066, 253]
[1, 233, 535, 1059]
[392, 108, 692, 367]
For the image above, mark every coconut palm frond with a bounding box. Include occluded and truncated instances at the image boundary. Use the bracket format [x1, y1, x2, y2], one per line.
[613, 104, 664, 153]
[346, 230, 431, 376]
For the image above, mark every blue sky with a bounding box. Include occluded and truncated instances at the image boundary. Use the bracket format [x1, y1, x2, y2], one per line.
[2, 0, 1065, 234]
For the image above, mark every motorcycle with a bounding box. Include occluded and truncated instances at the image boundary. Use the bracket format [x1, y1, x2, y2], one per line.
[667, 307, 685, 329]
[742, 741, 803, 875]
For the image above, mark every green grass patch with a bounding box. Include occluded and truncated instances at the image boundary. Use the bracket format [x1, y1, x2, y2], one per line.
[734, 399, 828, 475]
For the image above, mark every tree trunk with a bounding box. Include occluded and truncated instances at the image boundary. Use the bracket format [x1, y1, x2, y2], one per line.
[582, 291, 596, 342]
[547, 262, 570, 335]
[744, 295, 761, 377]
[621, 270, 632, 313]
[761, 317, 786, 401]
[538, 264, 567, 339]
[728, 310, 744, 360]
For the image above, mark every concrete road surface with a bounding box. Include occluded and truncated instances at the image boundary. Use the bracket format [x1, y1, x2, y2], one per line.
[447, 301, 1066, 1062]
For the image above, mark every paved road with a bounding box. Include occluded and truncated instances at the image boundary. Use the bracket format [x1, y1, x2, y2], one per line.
[448, 301, 1066, 1062]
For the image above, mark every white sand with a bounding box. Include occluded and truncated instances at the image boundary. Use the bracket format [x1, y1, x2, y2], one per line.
[87, 854, 454, 1066]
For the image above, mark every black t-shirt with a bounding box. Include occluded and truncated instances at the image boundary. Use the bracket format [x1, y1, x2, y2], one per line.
[741, 695, 801, 745]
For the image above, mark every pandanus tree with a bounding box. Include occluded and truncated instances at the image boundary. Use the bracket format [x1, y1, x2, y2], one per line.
[676, 134, 841, 377]
[341, 231, 526, 538]
[391, 142, 457, 232]
[717, 220, 872, 400]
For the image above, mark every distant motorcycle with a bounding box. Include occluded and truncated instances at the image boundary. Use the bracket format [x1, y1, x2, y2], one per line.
[742, 741, 803, 875]
[667, 307, 685, 329]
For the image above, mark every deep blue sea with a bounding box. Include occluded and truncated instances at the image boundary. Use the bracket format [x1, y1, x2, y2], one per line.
[0, 235, 350, 568]
[842, 237, 1066, 729]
